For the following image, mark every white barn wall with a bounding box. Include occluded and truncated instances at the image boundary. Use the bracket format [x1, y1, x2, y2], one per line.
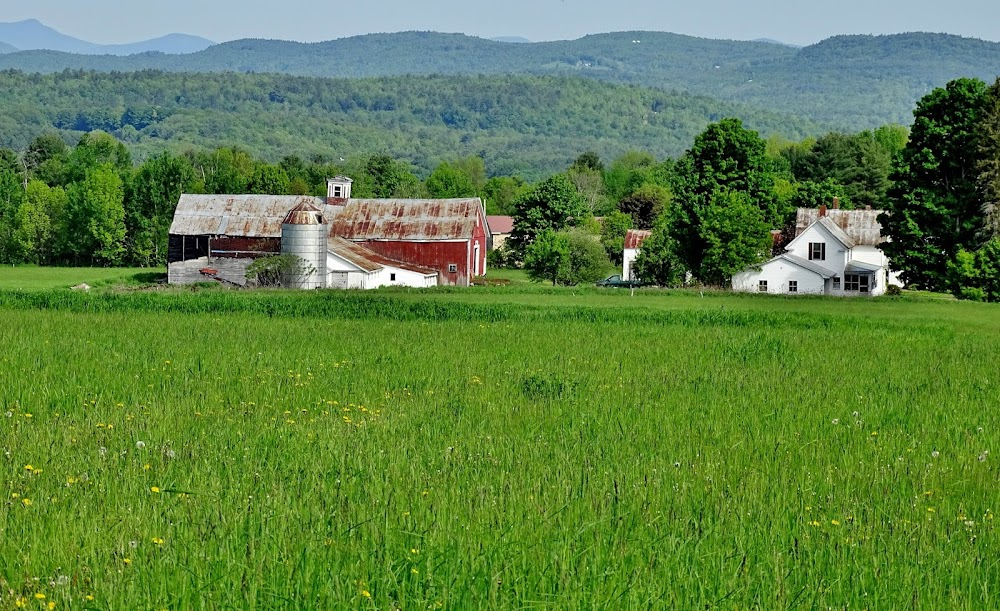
[623, 248, 640, 280]
[732, 260, 825, 294]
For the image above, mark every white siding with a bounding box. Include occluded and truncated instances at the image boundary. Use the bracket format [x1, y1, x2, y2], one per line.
[623, 248, 640, 280]
[786, 224, 847, 276]
[370, 266, 437, 288]
[732, 259, 826, 295]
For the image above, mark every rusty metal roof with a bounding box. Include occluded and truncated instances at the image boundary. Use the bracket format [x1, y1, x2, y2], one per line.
[170, 195, 326, 237]
[328, 236, 437, 275]
[327, 199, 483, 241]
[795, 208, 886, 246]
[624, 229, 652, 250]
[171, 195, 483, 242]
[486, 215, 514, 235]
[282, 202, 325, 226]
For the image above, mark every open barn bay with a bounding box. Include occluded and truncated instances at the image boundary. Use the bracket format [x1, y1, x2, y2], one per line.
[0, 289, 998, 608]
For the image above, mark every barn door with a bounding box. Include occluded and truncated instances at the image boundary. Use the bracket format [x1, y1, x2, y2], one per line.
[328, 272, 348, 289]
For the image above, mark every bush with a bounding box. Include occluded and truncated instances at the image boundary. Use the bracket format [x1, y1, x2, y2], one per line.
[886, 284, 903, 296]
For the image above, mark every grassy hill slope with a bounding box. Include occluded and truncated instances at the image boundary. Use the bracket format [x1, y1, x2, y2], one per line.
[0, 31, 998, 128]
[0, 70, 824, 177]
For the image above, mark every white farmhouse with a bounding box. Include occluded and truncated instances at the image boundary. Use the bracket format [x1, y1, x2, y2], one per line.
[622, 229, 652, 281]
[732, 204, 903, 296]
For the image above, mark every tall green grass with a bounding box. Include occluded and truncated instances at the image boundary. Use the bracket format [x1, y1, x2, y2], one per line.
[0, 291, 996, 608]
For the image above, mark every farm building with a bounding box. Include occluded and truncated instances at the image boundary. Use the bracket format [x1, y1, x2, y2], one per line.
[168, 177, 488, 288]
[622, 229, 652, 281]
[732, 203, 903, 296]
[485, 215, 513, 250]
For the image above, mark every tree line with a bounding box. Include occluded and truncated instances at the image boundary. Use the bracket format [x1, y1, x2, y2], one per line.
[3, 76, 1000, 301]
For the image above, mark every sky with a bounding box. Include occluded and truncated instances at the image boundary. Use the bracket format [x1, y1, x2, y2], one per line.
[4, 0, 1000, 47]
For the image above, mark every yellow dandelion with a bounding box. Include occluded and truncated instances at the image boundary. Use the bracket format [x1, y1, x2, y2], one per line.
[150, 486, 161, 493]
[85, 595, 94, 602]
[152, 537, 165, 545]
[808, 520, 821, 527]
[34, 593, 46, 600]
[24, 464, 33, 471]
[831, 519, 840, 526]
[22, 498, 32, 507]
[14, 597, 28, 609]
[411, 567, 419, 574]
[927, 507, 936, 513]
[123, 558, 132, 565]
[47, 602, 56, 611]
[143, 464, 151, 471]
[362, 590, 372, 599]
[410, 548, 419, 555]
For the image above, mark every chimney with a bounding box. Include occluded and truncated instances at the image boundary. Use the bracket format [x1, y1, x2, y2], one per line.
[326, 176, 353, 205]
[819, 204, 827, 217]
[832, 197, 840, 210]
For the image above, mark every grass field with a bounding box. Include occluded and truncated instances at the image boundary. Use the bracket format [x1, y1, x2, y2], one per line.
[0, 266, 166, 291]
[0, 274, 997, 609]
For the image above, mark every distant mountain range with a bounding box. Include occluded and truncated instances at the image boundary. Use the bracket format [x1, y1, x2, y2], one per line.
[0, 19, 213, 55]
[0, 23, 998, 131]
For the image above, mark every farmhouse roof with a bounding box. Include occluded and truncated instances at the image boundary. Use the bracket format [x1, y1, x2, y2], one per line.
[328, 236, 437, 275]
[775, 253, 838, 279]
[624, 229, 653, 250]
[795, 207, 886, 246]
[170, 194, 484, 242]
[327, 198, 483, 241]
[486, 215, 514, 235]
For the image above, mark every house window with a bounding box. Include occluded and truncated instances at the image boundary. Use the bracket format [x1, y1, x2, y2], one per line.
[758, 280, 767, 292]
[448, 264, 458, 273]
[833, 276, 841, 289]
[390, 273, 397, 282]
[788, 281, 798, 293]
[333, 185, 343, 197]
[809, 242, 826, 261]
[845, 274, 860, 292]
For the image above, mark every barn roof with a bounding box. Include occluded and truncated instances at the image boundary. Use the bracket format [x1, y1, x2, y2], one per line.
[170, 195, 324, 237]
[795, 208, 885, 246]
[486, 215, 514, 235]
[327, 199, 483, 241]
[170, 194, 484, 242]
[328, 237, 436, 275]
[624, 229, 652, 250]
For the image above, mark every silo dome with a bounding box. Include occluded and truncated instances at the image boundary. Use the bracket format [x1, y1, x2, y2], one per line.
[280, 202, 328, 289]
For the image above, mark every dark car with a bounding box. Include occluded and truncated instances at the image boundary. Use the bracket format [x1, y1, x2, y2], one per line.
[595, 274, 642, 288]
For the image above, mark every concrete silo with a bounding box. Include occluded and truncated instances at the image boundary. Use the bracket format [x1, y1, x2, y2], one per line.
[280, 202, 328, 289]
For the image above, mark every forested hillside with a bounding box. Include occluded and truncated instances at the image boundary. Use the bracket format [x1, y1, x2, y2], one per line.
[0, 31, 998, 128]
[0, 70, 824, 177]
[0, 41, 16, 54]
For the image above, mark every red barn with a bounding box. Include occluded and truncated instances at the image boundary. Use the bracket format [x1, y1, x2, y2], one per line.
[329, 197, 488, 287]
[167, 176, 488, 288]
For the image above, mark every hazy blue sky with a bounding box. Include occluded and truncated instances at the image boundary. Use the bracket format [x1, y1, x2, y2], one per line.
[4, 0, 1000, 46]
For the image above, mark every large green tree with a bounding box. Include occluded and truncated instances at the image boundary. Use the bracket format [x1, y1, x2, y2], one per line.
[881, 78, 989, 290]
[126, 153, 196, 266]
[67, 164, 127, 265]
[632, 217, 685, 287]
[509, 174, 588, 254]
[670, 118, 779, 279]
[698, 191, 773, 287]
